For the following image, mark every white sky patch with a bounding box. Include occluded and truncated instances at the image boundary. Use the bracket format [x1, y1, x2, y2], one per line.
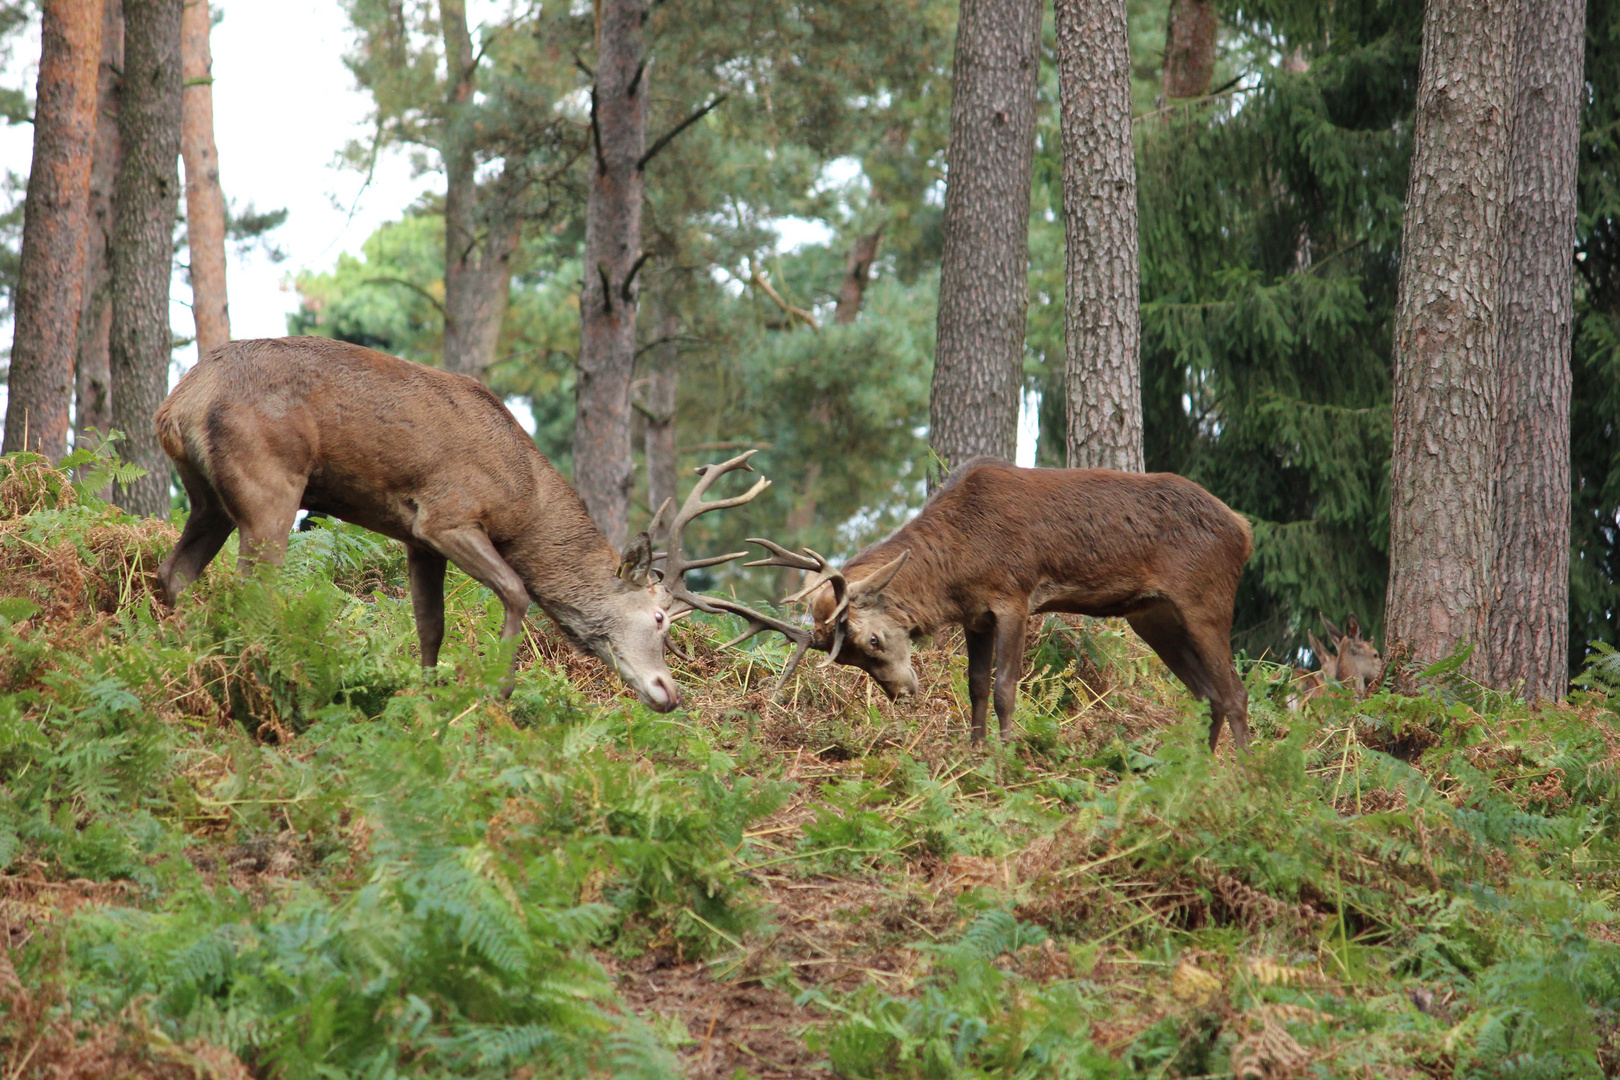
[1017, 387, 1040, 467]
[773, 216, 834, 251]
[504, 396, 537, 435]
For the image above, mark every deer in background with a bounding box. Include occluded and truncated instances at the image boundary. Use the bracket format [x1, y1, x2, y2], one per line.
[725, 458, 1256, 752]
[154, 337, 773, 710]
[1290, 613, 1382, 708]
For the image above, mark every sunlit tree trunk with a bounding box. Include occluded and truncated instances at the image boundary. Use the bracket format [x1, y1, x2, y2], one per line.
[3, 0, 103, 460]
[573, 0, 648, 547]
[927, 0, 1040, 477]
[1385, 0, 1519, 676]
[1490, 0, 1583, 699]
[76, 0, 122, 449]
[1056, 0, 1143, 472]
[1161, 0, 1216, 100]
[109, 0, 182, 517]
[180, 0, 228, 358]
[440, 0, 517, 382]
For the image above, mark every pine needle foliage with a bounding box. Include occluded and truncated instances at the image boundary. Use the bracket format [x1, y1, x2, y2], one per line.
[1119, 1, 1423, 660]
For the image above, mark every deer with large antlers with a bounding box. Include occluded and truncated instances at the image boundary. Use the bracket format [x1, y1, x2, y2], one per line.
[154, 337, 776, 710]
[731, 458, 1256, 751]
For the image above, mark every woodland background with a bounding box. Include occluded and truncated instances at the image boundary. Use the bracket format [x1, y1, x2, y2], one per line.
[0, 0, 1615, 668]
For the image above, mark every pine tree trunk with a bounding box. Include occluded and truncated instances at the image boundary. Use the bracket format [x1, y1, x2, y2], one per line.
[440, 0, 517, 382]
[109, 0, 182, 517]
[180, 0, 228, 358]
[1161, 0, 1216, 100]
[1385, 0, 1519, 676]
[573, 0, 647, 548]
[927, 0, 1040, 475]
[1056, 0, 1144, 472]
[2, 0, 104, 460]
[833, 229, 882, 325]
[1490, 0, 1582, 699]
[76, 0, 122, 449]
[642, 306, 679, 541]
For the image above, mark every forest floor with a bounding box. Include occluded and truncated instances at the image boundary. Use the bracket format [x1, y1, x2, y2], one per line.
[4, 449, 1620, 1079]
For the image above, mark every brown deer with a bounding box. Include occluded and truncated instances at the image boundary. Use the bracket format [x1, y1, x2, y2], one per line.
[1289, 614, 1382, 708]
[732, 458, 1256, 751]
[153, 337, 772, 711]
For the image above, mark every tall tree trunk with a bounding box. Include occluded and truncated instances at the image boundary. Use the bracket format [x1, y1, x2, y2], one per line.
[641, 306, 679, 542]
[1161, 0, 1216, 100]
[180, 0, 227, 358]
[3, 0, 104, 460]
[1056, 0, 1144, 472]
[1490, 0, 1583, 699]
[832, 228, 882, 325]
[440, 0, 517, 382]
[573, 0, 647, 548]
[927, 0, 1040, 477]
[76, 0, 122, 448]
[109, 0, 182, 517]
[1385, 0, 1519, 676]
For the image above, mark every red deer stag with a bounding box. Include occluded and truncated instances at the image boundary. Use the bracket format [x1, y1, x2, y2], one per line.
[153, 337, 772, 710]
[734, 459, 1255, 751]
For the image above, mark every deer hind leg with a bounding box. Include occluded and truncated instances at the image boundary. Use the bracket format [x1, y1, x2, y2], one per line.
[1126, 602, 1237, 752]
[158, 460, 235, 605]
[1186, 613, 1249, 753]
[965, 627, 994, 742]
[406, 544, 449, 669]
[419, 525, 531, 696]
[205, 457, 305, 574]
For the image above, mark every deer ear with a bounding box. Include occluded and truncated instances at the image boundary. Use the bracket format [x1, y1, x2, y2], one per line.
[1319, 612, 1343, 644]
[848, 549, 910, 603]
[1344, 613, 1361, 639]
[619, 531, 655, 585]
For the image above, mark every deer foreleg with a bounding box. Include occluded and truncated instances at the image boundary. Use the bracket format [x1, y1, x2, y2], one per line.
[424, 526, 532, 698]
[407, 545, 449, 669]
[991, 605, 1028, 740]
[965, 627, 994, 742]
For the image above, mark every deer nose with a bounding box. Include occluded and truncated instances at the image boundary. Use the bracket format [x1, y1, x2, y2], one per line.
[645, 674, 679, 713]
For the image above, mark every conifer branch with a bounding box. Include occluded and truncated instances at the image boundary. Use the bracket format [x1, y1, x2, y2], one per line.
[748, 268, 819, 331]
[638, 94, 728, 170]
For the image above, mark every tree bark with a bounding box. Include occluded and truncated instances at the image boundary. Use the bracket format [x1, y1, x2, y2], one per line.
[927, 0, 1040, 476]
[76, 0, 122, 448]
[641, 306, 679, 542]
[1056, 0, 1144, 472]
[2, 0, 104, 460]
[180, 0, 228, 358]
[573, 0, 647, 548]
[440, 0, 517, 382]
[1385, 0, 1519, 676]
[109, 0, 182, 517]
[1161, 0, 1217, 100]
[1489, 0, 1582, 699]
[832, 228, 883, 325]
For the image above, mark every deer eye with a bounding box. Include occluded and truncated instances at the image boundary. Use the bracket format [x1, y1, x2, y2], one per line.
[654, 610, 665, 629]
[868, 633, 880, 651]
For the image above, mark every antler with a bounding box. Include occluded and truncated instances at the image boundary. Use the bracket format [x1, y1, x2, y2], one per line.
[742, 538, 850, 664]
[660, 452, 819, 695]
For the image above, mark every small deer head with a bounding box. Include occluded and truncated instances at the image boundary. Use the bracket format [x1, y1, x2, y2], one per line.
[1320, 613, 1381, 694]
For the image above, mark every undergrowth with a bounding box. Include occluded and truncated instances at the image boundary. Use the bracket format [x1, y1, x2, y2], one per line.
[3, 447, 1620, 1078]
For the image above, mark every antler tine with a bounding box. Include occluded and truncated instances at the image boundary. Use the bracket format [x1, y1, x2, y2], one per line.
[664, 451, 771, 613]
[743, 537, 848, 616]
[742, 537, 822, 573]
[659, 452, 828, 702]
